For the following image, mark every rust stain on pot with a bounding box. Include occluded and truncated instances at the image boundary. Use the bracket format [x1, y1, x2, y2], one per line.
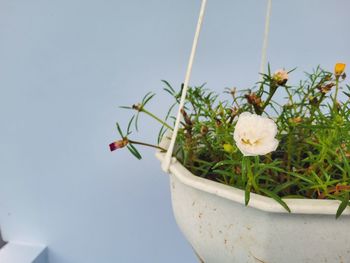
[192, 201, 196, 206]
[198, 212, 203, 219]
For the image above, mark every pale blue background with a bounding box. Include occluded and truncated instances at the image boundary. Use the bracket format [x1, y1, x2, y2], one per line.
[0, 0, 349, 262]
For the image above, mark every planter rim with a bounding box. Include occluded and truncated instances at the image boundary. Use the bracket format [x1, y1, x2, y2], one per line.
[156, 151, 350, 216]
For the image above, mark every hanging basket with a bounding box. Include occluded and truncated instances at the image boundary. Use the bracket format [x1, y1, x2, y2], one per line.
[157, 1, 350, 262]
[157, 139, 350, 263]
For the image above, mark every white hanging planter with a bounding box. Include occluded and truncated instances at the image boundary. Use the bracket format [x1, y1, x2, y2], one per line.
[156, 150, 350, 263]
[151, 0, 350, 262]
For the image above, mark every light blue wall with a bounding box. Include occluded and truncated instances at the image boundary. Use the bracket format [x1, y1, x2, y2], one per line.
[0, 0, 349, 262]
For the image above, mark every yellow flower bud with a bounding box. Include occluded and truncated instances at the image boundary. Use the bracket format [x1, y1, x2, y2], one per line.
[334, 63, 346, 77]
[223, 143, 235, 153]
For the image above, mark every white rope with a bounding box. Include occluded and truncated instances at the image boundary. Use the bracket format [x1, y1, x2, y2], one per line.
[162, 0, 207, 172]
[259, 0, 272, 77]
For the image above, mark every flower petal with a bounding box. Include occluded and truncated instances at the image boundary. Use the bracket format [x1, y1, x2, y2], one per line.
[233, 112, 279, 156]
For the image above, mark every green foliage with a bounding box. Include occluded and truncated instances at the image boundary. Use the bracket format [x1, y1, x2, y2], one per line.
[113, 65, 350, 217]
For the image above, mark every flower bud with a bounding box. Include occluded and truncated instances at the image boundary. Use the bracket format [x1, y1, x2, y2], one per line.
[215, 118, 222, 127]
[289, 117, 303, 125]
[272, 69, 289, 86]
[200, 125, 209, 135]
[334, 63, 346, 78]
[132, 103, 142, 111]
[223, 143, 235, 154]
[109, 138, 128, 151]
[308, 96, 318, 106]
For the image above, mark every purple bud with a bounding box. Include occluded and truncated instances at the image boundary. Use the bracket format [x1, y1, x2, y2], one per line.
[109, 140, 127, 152]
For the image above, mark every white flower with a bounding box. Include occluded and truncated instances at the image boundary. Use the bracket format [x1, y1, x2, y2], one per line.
[233, 112, 279, 156]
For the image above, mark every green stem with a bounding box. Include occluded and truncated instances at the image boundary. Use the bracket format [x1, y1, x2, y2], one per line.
[244, 157, 259, 205]
[202, 135, 216, 161]
[258, 85, 278, 115]
[287, 128, 293, 172]
[250, 157, 260, 193]
[141, 108, 173, 131]
[128, 139, 166, 151]
[333, 78, 339, 111]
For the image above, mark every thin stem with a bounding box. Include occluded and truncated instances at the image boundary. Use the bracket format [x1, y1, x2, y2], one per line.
[128, 139, 166, 152]
[287, 128, 293, 172]
[141, 108, 173, 131]
[201, 135, 216, 161]
[249, 157, 260, 193]
[246, 158, 254, 185]
[259, 85, 278, 114]
[244, 157, 254, 205]
[333, 78, 339, 111]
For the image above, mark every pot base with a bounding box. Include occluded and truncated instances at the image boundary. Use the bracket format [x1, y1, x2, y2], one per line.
[170, 173, 350, 263]
[156, 150, 350, 263]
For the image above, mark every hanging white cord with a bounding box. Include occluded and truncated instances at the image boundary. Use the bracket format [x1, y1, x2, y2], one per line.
[259, 0, 272, 78]
[162, 0, 207, 172]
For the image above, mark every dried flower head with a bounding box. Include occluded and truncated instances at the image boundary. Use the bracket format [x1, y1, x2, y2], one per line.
[245, 92, 262, 107]
[341, 72, 347, 80]
[181, 108, 192, 126]
[317, 83, 335, 94]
